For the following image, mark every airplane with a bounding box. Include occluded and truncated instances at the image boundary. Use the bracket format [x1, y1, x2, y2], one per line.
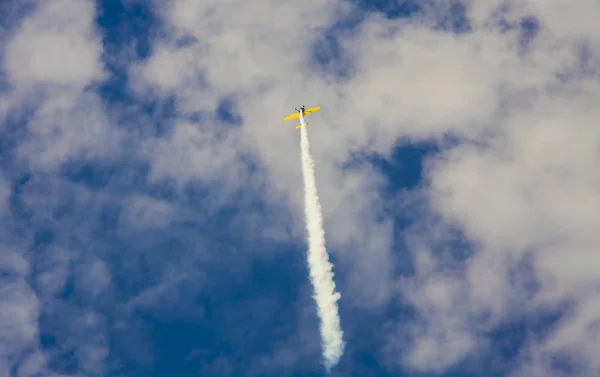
[283, 105, 321, 129]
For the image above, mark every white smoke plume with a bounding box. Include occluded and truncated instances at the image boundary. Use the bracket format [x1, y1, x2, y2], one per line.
[298, 114, 345, 370]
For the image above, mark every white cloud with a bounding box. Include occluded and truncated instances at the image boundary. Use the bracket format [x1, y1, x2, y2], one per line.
[0, 249, 30, 277]
[132, 42, 199, 95]
[1, 0, 122, 171]
[74, 258, 111, 300]
[3, 0, 104, 88]
[17, 91, 124, 170]
[118, 194, 179, 230]
[0, 175, 116, 376]
[72, 311, 108, 375]
[390, 2, 600, 374]
[0, 279, 40, 377]
[142, 121, 249, 189]
[16, 350, 47, 377]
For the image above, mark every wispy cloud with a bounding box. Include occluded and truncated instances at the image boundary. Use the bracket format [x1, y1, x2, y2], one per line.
[3, 0, 104, 88]
[380, 3, 600, 375]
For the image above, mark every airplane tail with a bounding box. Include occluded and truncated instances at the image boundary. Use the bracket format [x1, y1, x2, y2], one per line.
[296, 122, 309, 129]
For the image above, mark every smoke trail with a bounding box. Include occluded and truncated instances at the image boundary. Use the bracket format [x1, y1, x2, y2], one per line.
[298, 115, 345, 370]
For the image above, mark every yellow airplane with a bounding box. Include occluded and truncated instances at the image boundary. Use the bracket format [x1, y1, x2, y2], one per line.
[283, 105, 321, 129]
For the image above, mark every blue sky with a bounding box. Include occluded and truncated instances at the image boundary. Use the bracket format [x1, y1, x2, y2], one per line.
[1, 0, 600, 376]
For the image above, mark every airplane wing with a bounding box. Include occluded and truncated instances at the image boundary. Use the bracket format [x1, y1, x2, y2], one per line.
[283, 113, 300, 121]
[303, 106, 321, 115]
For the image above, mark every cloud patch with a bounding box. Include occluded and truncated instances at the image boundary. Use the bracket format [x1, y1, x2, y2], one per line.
[3, 0, 104, 88]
